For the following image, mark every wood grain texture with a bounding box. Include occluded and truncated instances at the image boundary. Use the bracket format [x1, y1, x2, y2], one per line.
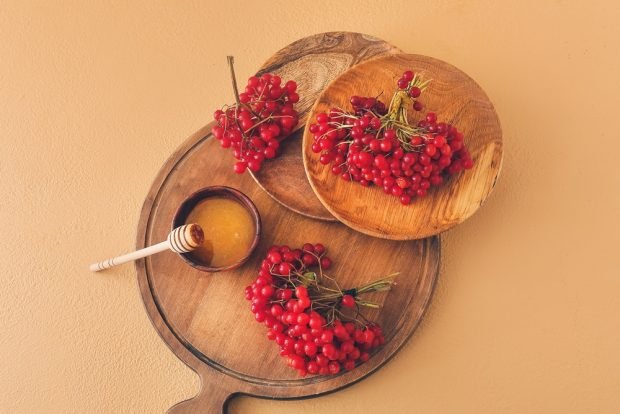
[135, 122, 440, 413]
[251, 32, 401, 221]
[303, 54, 503, 240]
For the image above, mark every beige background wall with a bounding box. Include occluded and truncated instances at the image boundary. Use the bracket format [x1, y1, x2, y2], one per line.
[1, 1, 619, 413]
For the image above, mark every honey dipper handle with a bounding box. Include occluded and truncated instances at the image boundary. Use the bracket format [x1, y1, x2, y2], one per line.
[90, 224, 203, 272]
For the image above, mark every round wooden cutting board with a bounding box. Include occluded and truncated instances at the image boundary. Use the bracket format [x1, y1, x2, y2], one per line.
[250, 32, 401, 221]
[135, 123, 440, 413]
[303, 54, 503, 240]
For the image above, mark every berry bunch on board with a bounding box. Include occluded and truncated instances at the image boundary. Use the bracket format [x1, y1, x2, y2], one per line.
[211, 56, 299, 174]
[244, 243, 396, 377]
[309, 70, 474, 205]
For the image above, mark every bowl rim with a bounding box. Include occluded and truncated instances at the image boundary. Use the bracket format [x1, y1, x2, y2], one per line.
[172, 186, 262, 272]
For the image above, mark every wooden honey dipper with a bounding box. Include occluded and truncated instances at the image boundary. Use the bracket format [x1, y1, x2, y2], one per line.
[90, 223, 204, 272]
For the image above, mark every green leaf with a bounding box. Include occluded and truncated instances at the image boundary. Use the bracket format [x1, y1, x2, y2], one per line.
[303, 272, 317, 281]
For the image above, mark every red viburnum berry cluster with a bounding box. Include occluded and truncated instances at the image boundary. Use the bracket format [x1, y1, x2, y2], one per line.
[211, 56, 299, 174]
[244, 243, 396, 377]
[309, 69, 474, 205]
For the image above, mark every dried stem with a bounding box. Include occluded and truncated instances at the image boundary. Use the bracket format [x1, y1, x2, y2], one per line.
[227, 56, 241, 106]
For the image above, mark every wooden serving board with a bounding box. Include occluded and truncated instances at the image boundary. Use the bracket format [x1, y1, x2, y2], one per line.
[250, 32, 401, 221]
[303, 54, 503, 240]
[135, 123, 440, 413]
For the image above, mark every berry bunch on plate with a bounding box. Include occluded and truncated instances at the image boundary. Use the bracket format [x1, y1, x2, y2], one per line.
[309, 70, 474, 205]
[211, 57, 299, 174]
[244, 243, 396, 377]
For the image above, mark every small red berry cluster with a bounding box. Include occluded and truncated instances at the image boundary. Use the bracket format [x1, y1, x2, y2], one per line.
[244, 243, 395, 377]
[309, 70, 474, 205]
[211, 57, 299, 174]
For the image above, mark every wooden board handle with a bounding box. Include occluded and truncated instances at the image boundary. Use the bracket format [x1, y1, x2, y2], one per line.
[167, 386, 233, 414]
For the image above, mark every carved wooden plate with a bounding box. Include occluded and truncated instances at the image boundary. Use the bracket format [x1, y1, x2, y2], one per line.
[135, 124, 440, 413]
[303, 54, 503, 240]
[250, 32, 401, 221]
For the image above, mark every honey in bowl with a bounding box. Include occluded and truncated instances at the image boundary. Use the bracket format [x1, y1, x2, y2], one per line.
[184, 197, 256, 269]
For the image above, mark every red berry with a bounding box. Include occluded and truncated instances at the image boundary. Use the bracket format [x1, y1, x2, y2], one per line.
[277, 262, 292, 275]
[316, 354, 329, 367]
[295, 286, 308, 298]
[425, 144, 437, 156]
[343, 360, 355, 371]
[321, 330, 334, 344]
[328, 361, 340, 374]
[260, 285, 274, 298]
[322, 343, 336, 358]
[270, 304, 284, 317]
[307, 361, 319, 374]
[309, 317, 323, 330]
[285, 80, 297, 92]
[289, 355, 305, 370]
[363, 329, 376, 344]
[233, 161, 247, 174]
[334, 324, 348, 340]
[282, 251, 295, 262]
[341, 294, 356, 308]
[268, 251, 282, 264]
[380, 139, 392, 152]
[304, 342, 318, 357]
[301, 253, 316, 266]
[297, 296, 311, 310]
[314, 244, 325, 255]
[263, 147, 276, 159]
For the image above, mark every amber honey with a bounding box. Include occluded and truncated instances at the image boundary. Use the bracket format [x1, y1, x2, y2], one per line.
[184, 197, 255, 268]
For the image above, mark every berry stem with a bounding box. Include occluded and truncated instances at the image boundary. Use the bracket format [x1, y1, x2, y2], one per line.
[227, 55, 241, 106]
[387, 82, 422, 118]
[307, 272, 398, 311]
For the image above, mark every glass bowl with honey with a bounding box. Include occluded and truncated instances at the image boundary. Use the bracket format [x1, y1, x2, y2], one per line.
[172, 186, 261, 272]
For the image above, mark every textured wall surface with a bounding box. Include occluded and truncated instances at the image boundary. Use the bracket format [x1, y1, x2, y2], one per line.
[1, 1, 619, 413]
